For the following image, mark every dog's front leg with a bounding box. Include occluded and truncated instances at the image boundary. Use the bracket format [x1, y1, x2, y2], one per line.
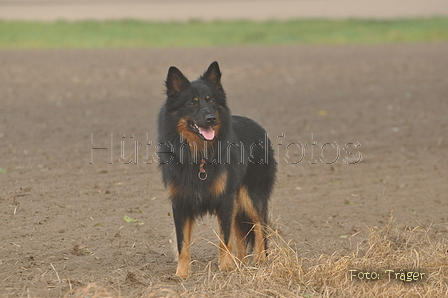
[172, 203, 194, 278]
[217, 205, 235, 271]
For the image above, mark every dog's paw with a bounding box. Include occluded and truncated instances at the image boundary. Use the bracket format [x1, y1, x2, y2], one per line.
[175, 262, 190, 279]
[219, 253, 234, 272]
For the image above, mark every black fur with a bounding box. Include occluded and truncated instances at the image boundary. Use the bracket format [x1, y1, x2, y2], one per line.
[157, 61, 276, 277]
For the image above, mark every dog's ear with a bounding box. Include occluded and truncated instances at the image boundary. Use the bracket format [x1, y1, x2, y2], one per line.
[202, 61, 222, 90]
[166, 66, 190, 96]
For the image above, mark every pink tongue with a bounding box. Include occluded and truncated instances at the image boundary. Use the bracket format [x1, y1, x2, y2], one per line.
[199, 126, 215, 140]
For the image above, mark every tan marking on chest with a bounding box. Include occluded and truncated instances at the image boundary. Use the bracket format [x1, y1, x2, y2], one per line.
[209, 171, 228, 197]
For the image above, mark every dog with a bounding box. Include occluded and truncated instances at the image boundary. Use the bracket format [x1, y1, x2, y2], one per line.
[157, 61, 276, 278]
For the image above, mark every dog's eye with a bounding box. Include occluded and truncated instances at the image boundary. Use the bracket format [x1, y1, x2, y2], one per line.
[206, 95, 214, 103]
[188, 101, 198, 107]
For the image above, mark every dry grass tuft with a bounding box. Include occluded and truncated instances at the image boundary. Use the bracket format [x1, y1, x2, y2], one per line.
[183, 216, 448, 297]
[67, 217, 448, 297]
[63, 283, 116, 298]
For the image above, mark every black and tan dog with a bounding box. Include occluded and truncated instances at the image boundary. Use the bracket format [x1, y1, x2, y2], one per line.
[157, 62, 276, 278]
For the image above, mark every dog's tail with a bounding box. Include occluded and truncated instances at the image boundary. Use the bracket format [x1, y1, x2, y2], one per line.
[238, 213, 255, 248]
[235, 212, 268, 254]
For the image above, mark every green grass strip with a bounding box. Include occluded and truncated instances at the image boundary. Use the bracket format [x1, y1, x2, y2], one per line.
[0, 18, 447, 49]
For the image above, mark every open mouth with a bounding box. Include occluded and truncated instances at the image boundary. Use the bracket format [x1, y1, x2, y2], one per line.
[189, 122, 215, 140]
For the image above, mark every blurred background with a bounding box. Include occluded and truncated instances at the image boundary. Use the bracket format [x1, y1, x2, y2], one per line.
[1, 0, 448, 21]
[1, 0, 448, 48]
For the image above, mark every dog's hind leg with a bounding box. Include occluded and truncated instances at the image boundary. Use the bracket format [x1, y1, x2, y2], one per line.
[233, 214, 248, 261]
[237, 186, 268, 262]
[253, 221, 267, 262]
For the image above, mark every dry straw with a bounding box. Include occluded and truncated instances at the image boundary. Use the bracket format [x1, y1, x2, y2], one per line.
[66, 216, 447, 297]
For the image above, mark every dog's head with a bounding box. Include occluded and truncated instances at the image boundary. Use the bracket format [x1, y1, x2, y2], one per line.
[164, 61, 227, 142]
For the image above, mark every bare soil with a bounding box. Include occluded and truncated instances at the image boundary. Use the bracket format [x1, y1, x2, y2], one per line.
[1, 43, 447, 297]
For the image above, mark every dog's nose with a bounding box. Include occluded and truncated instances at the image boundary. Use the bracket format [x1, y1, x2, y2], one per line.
[205, 114, 217, 124]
